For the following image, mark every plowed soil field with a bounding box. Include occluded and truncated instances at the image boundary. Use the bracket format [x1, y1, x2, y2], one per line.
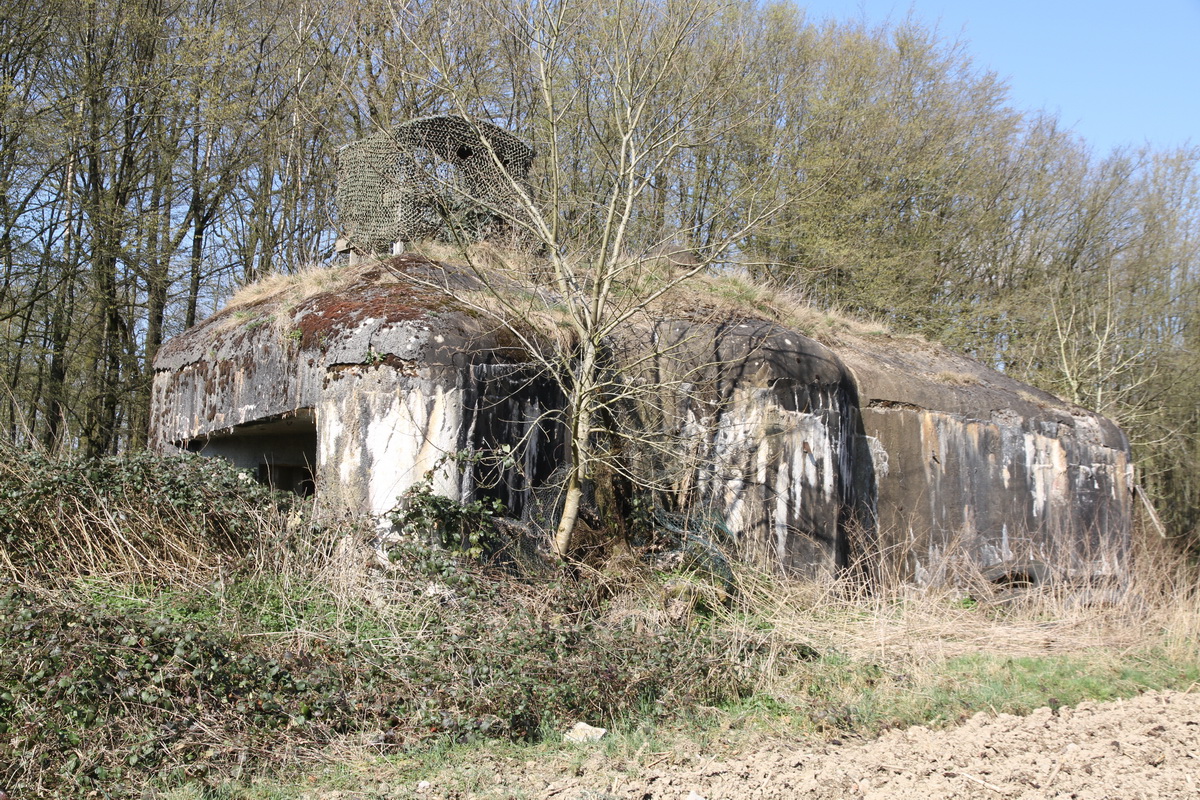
[532, 691, 1200, 800]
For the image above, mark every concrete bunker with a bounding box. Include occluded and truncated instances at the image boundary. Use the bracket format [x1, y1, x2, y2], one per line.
[150, 255, 1134, 584]
[180, 410, 317, 496]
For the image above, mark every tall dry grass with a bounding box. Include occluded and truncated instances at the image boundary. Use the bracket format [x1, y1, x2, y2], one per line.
[0, 444, 289, 590]
[708, 522, 1200, 715]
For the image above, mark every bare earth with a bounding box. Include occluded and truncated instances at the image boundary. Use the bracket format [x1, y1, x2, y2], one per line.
[530, 691, 1200, 800]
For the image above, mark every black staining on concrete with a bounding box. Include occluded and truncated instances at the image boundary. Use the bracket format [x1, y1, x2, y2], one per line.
[151, 261, 1133, 583]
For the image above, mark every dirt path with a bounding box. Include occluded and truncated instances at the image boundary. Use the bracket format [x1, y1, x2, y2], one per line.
[535, 691, 1200, 800]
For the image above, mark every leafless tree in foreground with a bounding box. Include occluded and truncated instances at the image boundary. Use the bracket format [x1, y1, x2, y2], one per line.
[377, 0, 787, 557]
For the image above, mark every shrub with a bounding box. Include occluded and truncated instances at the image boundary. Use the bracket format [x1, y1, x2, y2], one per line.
[387, 468, 507, 560]
[0, 588, 357, 796]
[0, 445, 290, 581]
[0, 483, 749, 797]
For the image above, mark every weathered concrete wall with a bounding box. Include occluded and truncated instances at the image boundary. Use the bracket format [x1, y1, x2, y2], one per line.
[620, 318, 859, 576]
[314, 362, 564, 516]
[319, 367, 466, 514]
[151, 257, 1133, 581]
[153, 257, 567, 518]
[838, 335, 1132, 581]
[151, 322, 324, 444]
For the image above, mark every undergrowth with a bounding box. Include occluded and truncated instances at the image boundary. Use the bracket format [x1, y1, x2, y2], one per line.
[0, 446, 286, 582]
[0, 448, 748, 798]
[2, 446, 1198, 798]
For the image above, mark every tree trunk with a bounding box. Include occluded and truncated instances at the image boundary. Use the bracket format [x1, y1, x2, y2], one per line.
[552, 345, 597, 558]
[554, 470, 585, 559]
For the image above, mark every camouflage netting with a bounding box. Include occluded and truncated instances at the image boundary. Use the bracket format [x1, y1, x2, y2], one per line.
[335, 115, 535, 253]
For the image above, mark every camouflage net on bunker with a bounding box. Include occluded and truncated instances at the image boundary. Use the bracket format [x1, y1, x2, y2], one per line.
[335, 115, 535, 253]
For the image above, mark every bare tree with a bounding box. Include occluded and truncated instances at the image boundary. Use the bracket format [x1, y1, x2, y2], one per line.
[371, 0, 785, 557]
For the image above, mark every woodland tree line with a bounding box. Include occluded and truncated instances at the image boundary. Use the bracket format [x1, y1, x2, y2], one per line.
[1, 0, 1197, 541]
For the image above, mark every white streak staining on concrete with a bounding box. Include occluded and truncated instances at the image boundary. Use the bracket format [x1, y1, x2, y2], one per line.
[774, 454, 791, 563]
[321, 368, 465, 517]
[703, 385, 843, 570]
[867, 402, 1131, 583]
[865, 436, 888, 479]
[1024, 432, 1068, 519]
[365, 381, 463, 515]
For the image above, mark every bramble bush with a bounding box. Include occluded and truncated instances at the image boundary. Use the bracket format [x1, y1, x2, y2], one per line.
[387, 467, 507, 561]
[0, 444, 290, 580]
[0, 558, 748, 797]
[0, 448, 751, 798]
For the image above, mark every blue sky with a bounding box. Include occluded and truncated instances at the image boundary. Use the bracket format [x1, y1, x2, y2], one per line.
[796, 0, 1200, 156]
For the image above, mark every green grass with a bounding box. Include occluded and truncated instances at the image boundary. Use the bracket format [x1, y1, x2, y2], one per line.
[788, 649, 1197, 737]
[5, 446, 1200, 798]
[219, 642, 1200, 799]
[916, 651, 1200, 719]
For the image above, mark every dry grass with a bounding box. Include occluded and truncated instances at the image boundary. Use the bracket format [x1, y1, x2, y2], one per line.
[934, 370, 980, 386]
[202, 261, 368, 346]
[412, 239, 551, 281]
[223, 261, 356, 313]
[210, 243, 901, 357]
[0, 449, 279, 589]
[170, 521, 1200, 798]
[590, 264, 899, 346]
[710, 526, 1200, 720]
[8, 455, 1195, 798]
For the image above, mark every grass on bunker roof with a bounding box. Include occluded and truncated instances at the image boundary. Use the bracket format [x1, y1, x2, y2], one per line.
[207, 243, 1032, 412]
[212, 242, 907, 352]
